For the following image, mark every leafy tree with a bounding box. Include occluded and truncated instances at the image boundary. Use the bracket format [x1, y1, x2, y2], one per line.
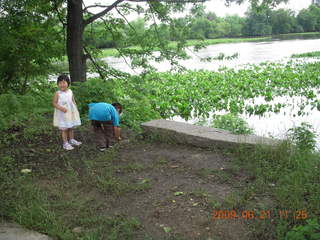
[1, 0, 290, 85]
[84, 21, 117, 49]
[308, 5, 320, 31]
[59, 0, 290, 82]
[206, 11, 218, 21]
[168, 18, 189, 41]
[215, 18, 229, 37]
[125, 18, 146, 44]
[243, 7, 272, 36]
[297, 8, 317, 32]
[270, 9, 296, 34]
[0, 0, 63, 93]
[189, 17, 214, 39]
[224, 15, 244, 37]
[297, 5, 320, 32]
[63, 0, 207, 82]
[157, 23, 170, 41]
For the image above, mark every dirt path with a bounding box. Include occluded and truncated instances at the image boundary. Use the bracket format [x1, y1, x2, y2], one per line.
[103, 140, 251, 239]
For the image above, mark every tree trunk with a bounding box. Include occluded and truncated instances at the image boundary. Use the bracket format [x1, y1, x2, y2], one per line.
[67, 0, 86, 82]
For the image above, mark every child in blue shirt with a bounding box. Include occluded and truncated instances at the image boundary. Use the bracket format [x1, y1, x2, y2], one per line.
[88, 102, 122, 151]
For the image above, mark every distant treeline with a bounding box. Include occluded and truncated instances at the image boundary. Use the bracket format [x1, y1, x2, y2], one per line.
[85, 5, 320, 49]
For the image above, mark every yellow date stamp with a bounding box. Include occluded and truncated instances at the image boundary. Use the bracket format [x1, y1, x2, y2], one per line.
[211, 209, 308, 220]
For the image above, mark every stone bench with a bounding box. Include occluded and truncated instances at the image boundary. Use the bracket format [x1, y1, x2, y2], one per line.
[141, 119, 279, 149]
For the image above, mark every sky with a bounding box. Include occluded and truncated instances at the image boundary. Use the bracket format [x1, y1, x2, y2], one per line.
[84, 0, 311, 19]
[204, 0, 310, 17]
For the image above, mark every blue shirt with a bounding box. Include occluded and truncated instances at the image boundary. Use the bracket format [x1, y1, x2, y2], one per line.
[88, 102, 120, 126]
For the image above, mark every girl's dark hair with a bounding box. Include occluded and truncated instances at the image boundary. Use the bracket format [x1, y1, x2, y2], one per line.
[57, 74, 70, 86]
[112, 102, 122, 114]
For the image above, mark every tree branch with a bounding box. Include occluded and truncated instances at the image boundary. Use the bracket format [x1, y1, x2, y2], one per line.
[102, 18, 139, 75]
[115, 7, 138, 35]
[84, 0, 124, 26]
[117, 4, 142, 13]
[83, 4, 109, 12]
[83, 46, 107, 79]
[84, 0, 207, 26]
[51, 0, 67, 27]
[126, 0, 206, 2]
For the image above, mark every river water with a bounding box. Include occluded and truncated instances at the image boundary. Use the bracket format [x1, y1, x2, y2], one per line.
[104, 35, 320, 72]
[104, 35, 320, 147]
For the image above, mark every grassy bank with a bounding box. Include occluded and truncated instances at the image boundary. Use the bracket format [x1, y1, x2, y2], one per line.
[279, 32, 320, 37]
[1, 113, 319, 239]
[291, 51, 320, 58]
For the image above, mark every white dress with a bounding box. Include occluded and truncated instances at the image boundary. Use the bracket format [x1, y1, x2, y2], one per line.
[53, 89, 81, 129]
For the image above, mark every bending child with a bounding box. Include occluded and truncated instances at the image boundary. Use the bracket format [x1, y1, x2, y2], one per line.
[88, 102, 122, 152]
[53, 74, 82, 150]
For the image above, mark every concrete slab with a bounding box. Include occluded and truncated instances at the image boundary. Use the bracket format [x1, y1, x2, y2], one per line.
[0, 221, 52, 240]
[141, 119, 279, 148]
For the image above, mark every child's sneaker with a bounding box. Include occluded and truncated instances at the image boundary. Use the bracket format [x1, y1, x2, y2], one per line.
[99, 147, 106, 152]
[69, 139, 82, 146]
[63, 142, 74, 151]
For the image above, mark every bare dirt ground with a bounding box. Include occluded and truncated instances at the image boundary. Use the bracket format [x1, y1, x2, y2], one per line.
[103, 140, 252, 240]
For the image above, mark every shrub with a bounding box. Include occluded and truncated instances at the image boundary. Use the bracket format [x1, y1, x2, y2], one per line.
[211, 113, 253, 135]
[72, 78, 117, 115]
[287, 122, 317, 152]
[73, 77, 160, 131]
[0, 92, 51, 131]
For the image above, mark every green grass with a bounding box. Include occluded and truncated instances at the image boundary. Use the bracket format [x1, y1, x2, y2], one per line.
[0, 116, 148, 239]
[98, 47, 123, 58]
[291, 51, 320, 58]
[183, 36, 271, 46]
[233, 141, 320, 239]
[279, 32, 320, 37]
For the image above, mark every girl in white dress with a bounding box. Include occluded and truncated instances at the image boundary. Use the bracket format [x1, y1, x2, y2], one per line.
[53, 74, 82, 150]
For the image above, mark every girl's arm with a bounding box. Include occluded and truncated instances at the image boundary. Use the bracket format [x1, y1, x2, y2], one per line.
[52, 92, 67, 113]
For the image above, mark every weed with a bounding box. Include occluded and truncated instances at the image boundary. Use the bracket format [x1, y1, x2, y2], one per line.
[211, 113, 253, 135]
[121, 163, 145, 172]
[195, 168, 232, 183]
[190, 188, 209, 198]
[207, 197, 222, 209]
[287, 122, 317, 152]
[221, 191, 246, 210]
[284, 219, 320, 240]
[233, 136, 320, 238]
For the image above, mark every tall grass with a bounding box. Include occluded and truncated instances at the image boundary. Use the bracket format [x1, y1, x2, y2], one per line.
[234, 123, 320, 239]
